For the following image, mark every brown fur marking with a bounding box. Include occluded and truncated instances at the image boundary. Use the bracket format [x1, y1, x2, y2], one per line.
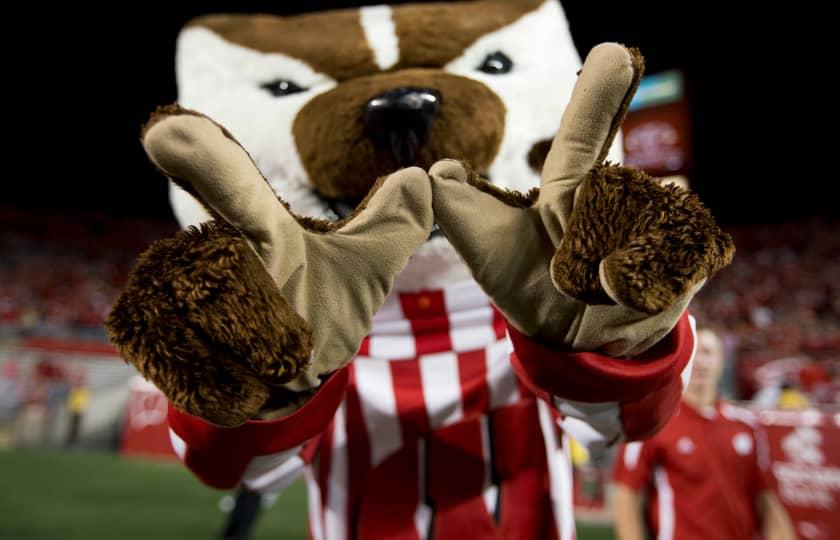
[186, 11, 378, 81]
[105, 221, 314, 427]
[551, 164, 735, 314]
[185, 1, 543, 80]
[392, 0, 544, 69]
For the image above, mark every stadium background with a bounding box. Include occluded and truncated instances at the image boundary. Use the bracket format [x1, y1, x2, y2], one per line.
[2, 2, 835, 539]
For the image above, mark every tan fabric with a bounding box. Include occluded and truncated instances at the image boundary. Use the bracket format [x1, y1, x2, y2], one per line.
[144, 111, 433, 389]
[429, 44, 714, 356]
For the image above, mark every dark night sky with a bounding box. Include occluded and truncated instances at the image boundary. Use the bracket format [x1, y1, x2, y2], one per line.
[13, 2, 823, 225]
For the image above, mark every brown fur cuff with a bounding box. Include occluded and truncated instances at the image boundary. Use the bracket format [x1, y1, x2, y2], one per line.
[105, 221, 313, 427]
[552, 164, 734, 314]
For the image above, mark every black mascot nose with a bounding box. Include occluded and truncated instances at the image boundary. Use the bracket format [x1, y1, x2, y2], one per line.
[363, 87, 441, 166]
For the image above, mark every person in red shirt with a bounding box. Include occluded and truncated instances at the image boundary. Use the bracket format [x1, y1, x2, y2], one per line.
[612, 326, 795, 540]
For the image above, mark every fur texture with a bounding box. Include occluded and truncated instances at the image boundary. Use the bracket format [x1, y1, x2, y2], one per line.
[105, 220, 313, 426]
[293, 70, 505, 199]
[551, 164, 735, 314]
[463, 163, 539, 208]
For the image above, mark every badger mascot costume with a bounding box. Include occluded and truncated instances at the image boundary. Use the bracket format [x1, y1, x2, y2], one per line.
[107, 1, 733, 538]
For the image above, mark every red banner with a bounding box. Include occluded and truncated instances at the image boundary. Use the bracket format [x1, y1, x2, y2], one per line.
[758, 409, 840, 540]
[119, 376, 177, 460]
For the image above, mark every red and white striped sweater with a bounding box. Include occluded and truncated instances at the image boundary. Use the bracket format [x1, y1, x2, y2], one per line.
[168, 278, 697, 540]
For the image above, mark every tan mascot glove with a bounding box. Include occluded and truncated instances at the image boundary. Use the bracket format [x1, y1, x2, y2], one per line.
[429, 43, 734, 356]
[107, 107, 433, 427]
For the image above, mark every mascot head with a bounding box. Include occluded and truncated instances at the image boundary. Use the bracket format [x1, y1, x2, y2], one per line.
[171, 0, 621, 290]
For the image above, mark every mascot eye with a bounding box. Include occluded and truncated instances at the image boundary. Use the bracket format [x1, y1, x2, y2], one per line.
[260, 79, 307, 97]
[477, 52, 513, 75]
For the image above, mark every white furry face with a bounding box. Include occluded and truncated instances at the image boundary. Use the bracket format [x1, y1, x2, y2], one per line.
[444, 1, 579, 192]
[171, 1, 619, 291]
[174, 28, 337, 223]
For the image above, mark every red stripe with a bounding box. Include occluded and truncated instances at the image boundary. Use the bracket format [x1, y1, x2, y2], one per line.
[22, 337, 118, 356]
[492, 307, 507, 340]
[427, 419, 497, 538]
[316, 418, 334, 536]
[345, 367, 372, 535]
[390, 360, 430, 441]
[356, 444, 422, 540]
[400, 290, 448, 318]
[490, 402, 553, 538]
[299, 434, 323, 465]
[400, 290, 453, 356]
[458, 349, 490, 420]
[358, 336, 370, 356]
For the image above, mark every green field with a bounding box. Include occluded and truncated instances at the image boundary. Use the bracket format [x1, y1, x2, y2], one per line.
[0, 449, 615, 539]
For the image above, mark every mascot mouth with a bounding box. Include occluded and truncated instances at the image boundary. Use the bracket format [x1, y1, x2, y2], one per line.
[319, 191, 445, 240]
[316, 170, 493, 241]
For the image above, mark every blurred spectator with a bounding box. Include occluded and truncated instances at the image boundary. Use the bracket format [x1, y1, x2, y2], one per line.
[611, 327, 795, 540]
[65, 373, 90, 447]
[0, 360, 24, 446]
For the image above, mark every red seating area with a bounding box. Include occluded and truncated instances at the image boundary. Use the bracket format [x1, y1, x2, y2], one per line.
[0, 209, 177, 337]
[690, 219, 839, 357]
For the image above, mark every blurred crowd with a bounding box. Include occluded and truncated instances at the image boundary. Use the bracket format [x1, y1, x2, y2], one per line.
[690, 218, 840, 404]
[0, 209, 176, 340]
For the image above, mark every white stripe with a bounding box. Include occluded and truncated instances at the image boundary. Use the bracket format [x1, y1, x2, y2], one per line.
[654, 466, 675, 540]
[369, 335, 416, 359]
[487, 339, 520, 409]
[555, 399, 622, 444]
[359, 6, 399, 70]
[623, 441, 644, 470]
[420, 351, 463, 428]
[558, 415, 611, 460]
[450, 306, 496, 352]
[443, 279, 491, 313]
[325, 403, 348, 540]
[242, 449, 305, 495]
[370, 317, 414, 336]
[371, 290, 404, 323]
[353, 361, 403, 467]
[168, 429, 187, 460]
[479, 415, 498, 517]
[369, 294, 416, 359]
[681, 315, 699, 390]
[448, 305, 494, 329]
[414, 439, 433, 539]
[558, 434, 576, 540]
[304, 466, 325, 540]
[538, 400, 576, 540]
